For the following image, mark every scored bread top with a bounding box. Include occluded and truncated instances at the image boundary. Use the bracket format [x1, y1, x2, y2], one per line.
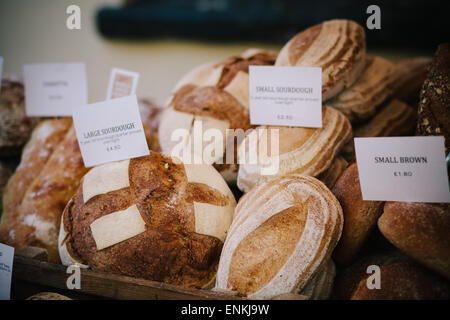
[59, 152, 236, 288]
[276, 20, 366, 101]
[215, 175, 343, 299]
[237, 106, 352, 193]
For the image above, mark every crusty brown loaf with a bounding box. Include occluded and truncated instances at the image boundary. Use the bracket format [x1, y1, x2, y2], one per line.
[276, 20, 366, 101]
[0, 78, 40, 156]
[342, 99, 416, 161]
[59, 152, 236, 288]
[378, 202, 450, 280]
[332, 163, 384, 265]
[416, 43, 450, 152]
[332, 252, 450, 300]
[215, 175, 343, 299]
[394, 57, 432, 105]
[0, 122, 89, 262]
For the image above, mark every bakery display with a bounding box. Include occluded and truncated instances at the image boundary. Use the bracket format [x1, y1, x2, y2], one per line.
[332, 252, 450, 300]
[327, 56, 398, 123]
[59, 152, 236, 288]
[416, 43, 450, 152]
[275, 19, 366, 101]
[215, 175, 343, 299]
[237, 106, 352, 193]
[0, 78, 40, 156]
[378, 202, 450, 280]
[332, 163, 384, 265]
[158, 49, 277, 183]
[394, 57, 432, 105]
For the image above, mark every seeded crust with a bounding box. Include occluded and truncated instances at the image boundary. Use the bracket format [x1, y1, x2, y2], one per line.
[61, 153, 232, 288]
[332, 163, 384, 266]
[416, 43, 450, 153]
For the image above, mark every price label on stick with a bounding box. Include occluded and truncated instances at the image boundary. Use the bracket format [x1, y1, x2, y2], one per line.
[106, 68, 139, 100]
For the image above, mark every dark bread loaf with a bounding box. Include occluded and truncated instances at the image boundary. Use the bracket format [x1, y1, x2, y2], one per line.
[416, 43, 450, 152]
[59, 152, 236, 288]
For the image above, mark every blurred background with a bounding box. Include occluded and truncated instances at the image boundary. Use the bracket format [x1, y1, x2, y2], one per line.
[0, 0, 447, 105]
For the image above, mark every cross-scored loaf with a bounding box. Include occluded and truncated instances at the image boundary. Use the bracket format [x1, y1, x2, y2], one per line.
[327, 56, 398, 123]
[215, 175, 343, 299]
[237, 106, 352, 193]
[276, 20, 366, 101]
[58, 152, 236, 288]
[158, 49, 277, 183]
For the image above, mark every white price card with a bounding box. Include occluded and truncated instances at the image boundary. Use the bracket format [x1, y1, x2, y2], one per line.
[23, 62, 87, 116]
[72, 95, 149, 167]
[0, 243, 14, 300]
[106, 68, 139, 100]
[355, 136, 450, 203]
[249, 66, 322, 127]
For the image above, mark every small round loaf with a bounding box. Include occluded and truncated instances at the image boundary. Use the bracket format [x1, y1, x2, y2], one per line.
[378, 202, 450, 280]
[416, 43, 450, 152]
[327, 56, 398, 123]
[59, 152, 236, 288]
[159, 49, 277, 183]
[332, 163, 384, 265]
[215, 175, 343, 299]
[237, 106, 352, 193]
[276, 20, 366, 101]
[0, 78, 40, 156]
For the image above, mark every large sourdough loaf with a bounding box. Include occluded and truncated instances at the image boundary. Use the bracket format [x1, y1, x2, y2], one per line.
[215, 175, 343, 299]
[159, 49, 277, 183]
[237, 106, 352, 193]
[59, 152, 236, 288]
[276, 20, 366, 101]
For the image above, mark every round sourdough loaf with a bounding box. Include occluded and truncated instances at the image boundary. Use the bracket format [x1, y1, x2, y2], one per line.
[215, 175, 343, 299]
[158, 49, 277, 184]
[237, 106, 352, 193]
[327, 56, 398, 123]
[378, 202, 450, 280]
[58, 152, 236, 288]
[276, 20, 366, 101]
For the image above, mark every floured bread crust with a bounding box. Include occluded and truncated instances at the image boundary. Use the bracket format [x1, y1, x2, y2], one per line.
[237, 107, 352, 193]
[276, 20, 366, 101]
[215, 175, 343, 299]
[159, 49, 277, 183]
[59, 152, 236, 288]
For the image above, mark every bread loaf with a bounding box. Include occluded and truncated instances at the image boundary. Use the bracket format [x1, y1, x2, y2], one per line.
[276, 20, 366, 101]
[328, 56, 398, 123]
[378, 202, 450, 280]
[416, 43, 450, 152]
[0, 122, 89, 262]
[237, 106, 352, 193]
[59, 152, 236, 288]
[332, 163, 384, 265]
[317, 156, 348, 189]
[332, 252, 450, 300]
[215, 175, 343, 299]
[159, 49, 277, 183]
[394, 57, 432, 105]
[0, 78, 40, 156]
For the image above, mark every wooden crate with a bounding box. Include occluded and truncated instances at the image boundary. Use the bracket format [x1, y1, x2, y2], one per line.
[11, 248, 241, 300]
